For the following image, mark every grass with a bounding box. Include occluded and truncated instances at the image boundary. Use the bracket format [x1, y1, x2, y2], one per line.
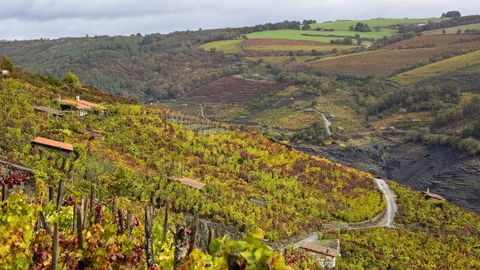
[245, 55, 319, 64]
[424, 23, 480, 35]
[391, 50, 480, 84]
[246, 29, 388, 43]
[311, 18, 441, 31]
[244, 44, 356, 52]
[253, 107, 321, 130]
[198, 39, 242, 54]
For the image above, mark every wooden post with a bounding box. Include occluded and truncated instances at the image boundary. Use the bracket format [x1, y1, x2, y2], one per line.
[162, 202, 169, 244]
[207, 226, 215, 249]
[51, 223, 59, 270]
[111, 197, 116, 215]
[127, 210, 134, 235]
[118, 209, 125, 234]
[1, 183, 6, 202]
[48, 185, 54, 202]
[82, 197, 88, 230]
[76, 204, 84, 249]
[145, 204, 155, 268]
[188, 209, 200, 255]
[56, 180, 64, 211]
[73, 203, 77, 232]
[90, 184, 96, 223]
[52, 180, 64, 270]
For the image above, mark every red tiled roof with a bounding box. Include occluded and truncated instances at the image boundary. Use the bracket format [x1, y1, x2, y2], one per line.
[300, 242, 338, 257]
[32, 137, 74, 152]
[77, 99, 104, 109]
[59, 99, 91, 110]
[169, 176, 206, 189]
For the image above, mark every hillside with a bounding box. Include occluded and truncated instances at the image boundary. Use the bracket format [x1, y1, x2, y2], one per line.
[2, 59, 480, 269]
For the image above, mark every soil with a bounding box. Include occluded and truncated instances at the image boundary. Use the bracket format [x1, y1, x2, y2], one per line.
[295, 141, 480, 214]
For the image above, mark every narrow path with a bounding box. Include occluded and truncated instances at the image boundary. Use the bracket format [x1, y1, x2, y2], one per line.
[199, 104, 209, 121]
[282, 177, 397, 251]
[374, 178, 397, 228]
[322, 114, 332, 136]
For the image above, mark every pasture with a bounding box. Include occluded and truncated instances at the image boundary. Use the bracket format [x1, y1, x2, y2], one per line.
[242, 38, 357, 53]
[311, 18, 441, 31]
[424, 23, 480, 35]
[246, 29, 391, 43]
[198, 39, 242, 54]
[391, 50, 480, 84]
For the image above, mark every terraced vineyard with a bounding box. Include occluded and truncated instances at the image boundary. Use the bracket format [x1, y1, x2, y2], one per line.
[308, 35, 480, 77]
[184, 76, 290, 103]
[391, 49, 480, 84]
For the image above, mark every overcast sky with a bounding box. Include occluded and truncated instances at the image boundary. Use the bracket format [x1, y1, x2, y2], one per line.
[1, 0, 478, 40]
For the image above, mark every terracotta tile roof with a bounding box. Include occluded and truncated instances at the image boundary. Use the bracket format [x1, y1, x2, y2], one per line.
[59, 99, 92, 110]
[77, 99, 104, 109]
[32, 137, 74, 152]
[169, 176, 206, 189]
[300, 242, 338, 257]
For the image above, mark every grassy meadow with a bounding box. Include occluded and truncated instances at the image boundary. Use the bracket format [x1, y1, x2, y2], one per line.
[424, 22, 480, 35]
[199, 39, 242, 54]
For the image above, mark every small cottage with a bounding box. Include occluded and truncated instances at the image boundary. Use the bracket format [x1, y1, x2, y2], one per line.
[299, 240, 340, 269]
[169, 176, 206, 189]
[1, 70, 9, 77]
[57, 96, 103, 117]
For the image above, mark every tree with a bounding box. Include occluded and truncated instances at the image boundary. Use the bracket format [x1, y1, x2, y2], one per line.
[441, 11, 461, 18]
[354, 23, 371, 32]
[302, 24, 311, 30]
[63, 71, 81, 87]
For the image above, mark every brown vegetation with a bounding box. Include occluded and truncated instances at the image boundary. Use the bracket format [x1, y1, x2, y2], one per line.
[185, 76, 290, 103]
[308, 35, 480, 77]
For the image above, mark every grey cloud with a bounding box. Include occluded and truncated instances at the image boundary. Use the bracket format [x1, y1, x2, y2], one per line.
[0, 0, 478, 40]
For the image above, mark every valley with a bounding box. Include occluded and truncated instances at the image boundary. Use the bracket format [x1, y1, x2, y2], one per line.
[0, 10, 479, 269]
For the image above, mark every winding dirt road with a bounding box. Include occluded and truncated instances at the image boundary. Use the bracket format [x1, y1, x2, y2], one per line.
[283, 177, 397, 251]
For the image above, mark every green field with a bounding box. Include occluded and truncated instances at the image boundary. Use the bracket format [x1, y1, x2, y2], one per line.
[311, 18, 441, 31]
[198, 39, 242, 54]
[424, 23, 480, 35]
[391, 50, 480, 84]
[246, 29, 394, 43]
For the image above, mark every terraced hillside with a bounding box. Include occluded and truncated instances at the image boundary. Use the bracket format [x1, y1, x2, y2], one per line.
[308, 34, 480, 76]
[184, 76, 290, 103]
[1, 61, 479, 269]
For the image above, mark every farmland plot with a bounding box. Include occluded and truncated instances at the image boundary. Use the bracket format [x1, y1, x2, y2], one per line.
[308, 35, 480, 77]
[185, 76, 290, 103]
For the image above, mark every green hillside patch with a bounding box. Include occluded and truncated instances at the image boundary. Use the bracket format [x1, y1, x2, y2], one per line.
[199, 39, 242, 54]
[391, 50, 480, 85]
[424, 22, 480, 35]
[312, 18, 440, 31]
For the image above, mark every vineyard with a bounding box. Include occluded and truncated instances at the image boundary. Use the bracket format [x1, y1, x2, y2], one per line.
[0, 63, 389, 268]
[242, 39, 356, 55]
[308, 34, 480, 77]
[184, 76, 290, 103]
[391, 49, 480, 84]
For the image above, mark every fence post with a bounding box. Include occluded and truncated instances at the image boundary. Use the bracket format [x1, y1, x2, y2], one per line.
[1, 183, 6, 202]
[118, 209, 125, 234]
[162, 201, 169, 244]
[145, 204, 155, 268]
[76, 204, 84, 249]
[187, 208, 200, 255]
[90, 184, 96, 224]
[51, 179, 64, 270]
